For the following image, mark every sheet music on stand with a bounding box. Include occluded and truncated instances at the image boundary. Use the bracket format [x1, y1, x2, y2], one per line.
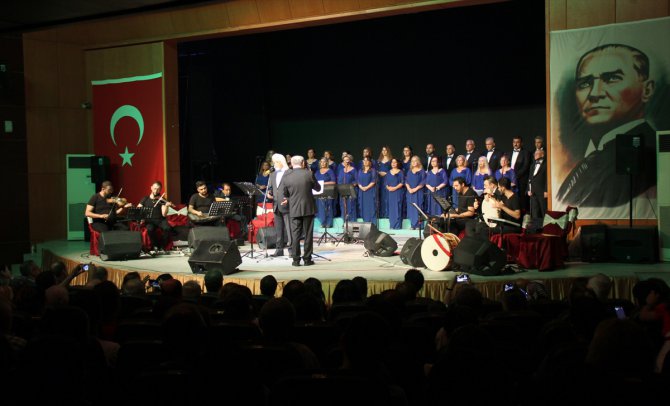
[432, 194, 456, 214]
[235, 182, 264, 198]
[209, 201, 237, 217]
[125, 207, 154, 221]
[317, 184, 337, 200]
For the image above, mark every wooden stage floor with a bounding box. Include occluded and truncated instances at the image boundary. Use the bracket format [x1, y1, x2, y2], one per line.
[35, 234, 670, 304]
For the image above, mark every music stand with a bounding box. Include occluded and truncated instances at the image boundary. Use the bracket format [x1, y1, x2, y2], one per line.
[335, 184, 357, 246]
[209, 200, 236, 217]
[316, 184, 338, 246]
[125, 207, 154, 222]
[235, 182, 264, 258]
[411, 203, 430, 240]
[432, 194, 454, 234]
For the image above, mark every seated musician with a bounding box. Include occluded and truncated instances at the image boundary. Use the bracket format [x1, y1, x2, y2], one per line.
[442, 177, 477, 235]
[85, 180, 132, 233]
[489, 177, 521, 234]
[137, 181, 174, 250]
[188, 180, 222, 226]
[213, 182, 248, 238]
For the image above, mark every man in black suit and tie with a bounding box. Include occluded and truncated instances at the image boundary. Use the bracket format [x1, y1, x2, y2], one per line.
[424, 143, 436, 170]
[279, 155, 322, 266]
[556, 44, 656, 209]
[463, 139, 479, 173]
[483, 137, 503, 173]
[443, 144, 457, 177]
[267, 154, 291, 257]
[511, 136, 532, 210]
[528, 150, 547, 221]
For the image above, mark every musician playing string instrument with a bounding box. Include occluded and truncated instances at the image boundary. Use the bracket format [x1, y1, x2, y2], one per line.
[188, 180, 223, 226]
[137, 181, 173, 250]
[214, 182, 247, 238]
[489, 177, 521, 234]
[85, 180, 132, 233]
[442, 176, 476, 235]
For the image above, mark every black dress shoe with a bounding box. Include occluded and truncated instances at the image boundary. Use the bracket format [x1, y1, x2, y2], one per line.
[303, 260, 315, 266]
[271, 250, 284, 257]
[292, 260, 301, 267]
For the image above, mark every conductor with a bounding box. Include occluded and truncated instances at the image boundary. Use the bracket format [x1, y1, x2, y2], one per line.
[279, 155, 322, 267]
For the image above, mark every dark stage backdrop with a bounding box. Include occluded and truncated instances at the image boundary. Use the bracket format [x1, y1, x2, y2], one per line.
[178, 0, 546, 202]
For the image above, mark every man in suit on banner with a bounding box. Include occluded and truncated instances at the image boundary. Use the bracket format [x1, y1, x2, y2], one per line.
[556, 43, 656, 208]
[280, 155, 322, 267]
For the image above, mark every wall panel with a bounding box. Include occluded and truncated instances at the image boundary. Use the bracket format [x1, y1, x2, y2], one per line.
[289, 0, 326, 18]
[566, 0, 615, 28]
[616, 0, 668, 22]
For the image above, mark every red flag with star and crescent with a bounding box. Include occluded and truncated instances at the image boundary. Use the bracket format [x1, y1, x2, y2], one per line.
[92, 73, 165, 204]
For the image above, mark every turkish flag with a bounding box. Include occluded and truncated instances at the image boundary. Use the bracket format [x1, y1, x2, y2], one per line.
[92, 74, 165, 204]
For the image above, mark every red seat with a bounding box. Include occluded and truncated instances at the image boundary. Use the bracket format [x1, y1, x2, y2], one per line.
[87, 220, 100, 256]
[250, 212, 275, 243]
[129, 222, 174, 252]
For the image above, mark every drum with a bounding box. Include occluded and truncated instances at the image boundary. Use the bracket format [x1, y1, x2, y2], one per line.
[188, 213, 223, 225]
[421, 233, 460, 271]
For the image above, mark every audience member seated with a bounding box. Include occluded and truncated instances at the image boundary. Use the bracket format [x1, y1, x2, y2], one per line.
[182, 280, 202, 303]
[352, 276, 368, 300]
[85, 266, 108, 288]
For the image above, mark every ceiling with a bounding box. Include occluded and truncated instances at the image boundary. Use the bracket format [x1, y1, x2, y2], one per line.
[1, 0, 216, 34]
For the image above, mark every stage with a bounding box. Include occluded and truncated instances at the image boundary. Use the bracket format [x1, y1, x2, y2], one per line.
[36, 232, 670, 304]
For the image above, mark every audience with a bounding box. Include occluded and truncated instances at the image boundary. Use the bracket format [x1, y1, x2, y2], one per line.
[0, 256, 666, 404]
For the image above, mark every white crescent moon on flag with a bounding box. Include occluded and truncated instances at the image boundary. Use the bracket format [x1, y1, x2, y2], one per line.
[110, 105, 144, 146]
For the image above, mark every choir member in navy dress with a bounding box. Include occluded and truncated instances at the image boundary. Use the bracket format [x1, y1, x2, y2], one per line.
[315, 157, 337, 228]
[357, 157, 378, 223]
[338, 150, 354, 174]
[386, 158, 405, 229]
[472, 156, 491, 195]
[255, 161, 272, 205]
[448, 155, 472, 208]
[401, 145, 413, 218]
[306, 148, 319, 173]
[337, 154, 358, 223]
[323, 150, 337, 173]
[405, 156, 426, 230]
[494, 154, 518, 194]
[377, 146, 392, 218]
[425, 156, 449, 216]
[360, 147, 376, 170]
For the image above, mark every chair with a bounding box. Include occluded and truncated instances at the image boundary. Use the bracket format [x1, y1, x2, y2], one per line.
[86, 217, 100, 256]
[129, 221, 174, 252]
[515, 207, 578, 271]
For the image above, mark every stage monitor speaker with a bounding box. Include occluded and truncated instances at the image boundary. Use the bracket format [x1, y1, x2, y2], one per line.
[364, 230, 398, 257]
[400, 237, 425, 268]
[615, 133, 643, 175]
[90, 156, 110, 189]
[188, 240, 242, 275]
[453, 236, 506, 276]
[257, 227, 277, 249]
[346, 222, 378, 239]
[99, 231, 142, 261]
[580, 224, 609, 262]
[188, 226, 230, 250]
[608, 226, 658, 263]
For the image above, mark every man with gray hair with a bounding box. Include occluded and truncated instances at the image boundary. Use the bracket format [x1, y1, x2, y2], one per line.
[587, 273, 612, 301]
[279, 155, 322, 266]
[483, 137, 503, 173]
[267, 153, 292, 257]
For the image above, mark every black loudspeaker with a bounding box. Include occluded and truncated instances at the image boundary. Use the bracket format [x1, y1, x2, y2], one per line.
[99, 231, 142, 261]
[608, 226, 658, 263]
[90, 156, 110, 189]
[453, 237, 506, 276]
[615, 133, 643, 175]
[257, 227, 277, 249]
[400, 238, 425, 267]
[580, 224, 609, 262]
[188, 226, 230, 249]
[188, 240, 242, 275]
[346, 222, 377, 239]
[465, 220, 490, 240]
[363, 230, 398, 257]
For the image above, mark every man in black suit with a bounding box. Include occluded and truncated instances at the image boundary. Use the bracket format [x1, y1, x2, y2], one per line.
[443, 144, 457, 177]
[279, 155, 322, 266]
[511, 136, 533, 210]
[463, 139, 479, 173]
[556, 44, 656, 209]
[424, 143, 436, 170]
[482, 137, 503, 173]
[267, 154, 291, 257]
[528, 150, 547, 221]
